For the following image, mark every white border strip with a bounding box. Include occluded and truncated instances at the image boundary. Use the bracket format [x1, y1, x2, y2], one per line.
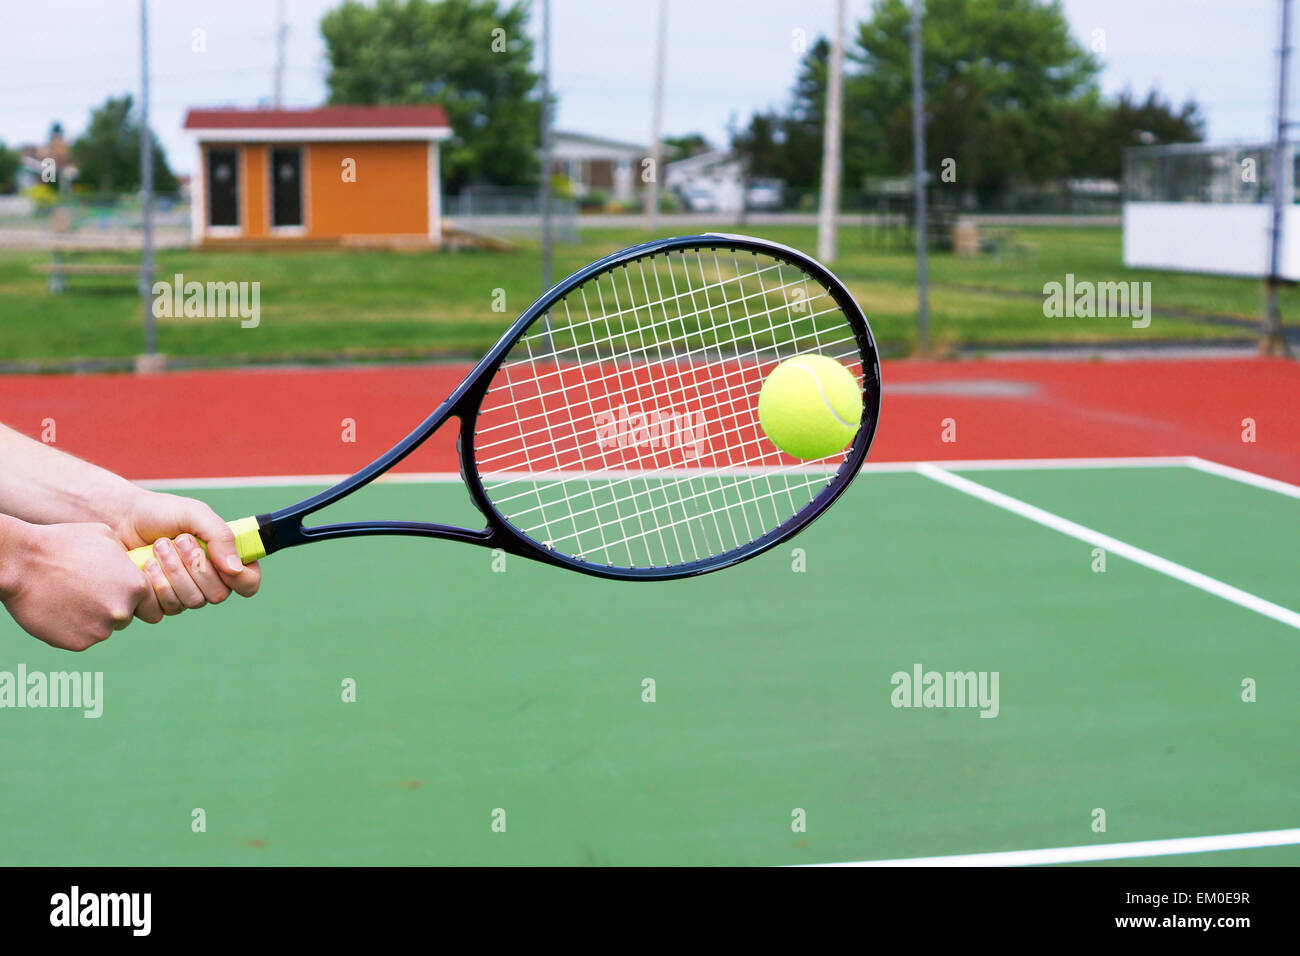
[916, 463, 1300, 631]
[194, 127, 452, 143]
[1186, 456, 1300, 500]
[811, 826, 1300, 867]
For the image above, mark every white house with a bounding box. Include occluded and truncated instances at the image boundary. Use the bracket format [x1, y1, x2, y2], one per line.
[549, 131, 648, 204]
[664, 150, 764, 214]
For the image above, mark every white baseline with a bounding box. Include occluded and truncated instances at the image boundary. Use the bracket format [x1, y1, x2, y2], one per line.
[808, 826, 1300, 867]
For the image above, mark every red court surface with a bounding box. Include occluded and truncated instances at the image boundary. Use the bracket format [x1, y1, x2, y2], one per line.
[0, 358, 1296, 482]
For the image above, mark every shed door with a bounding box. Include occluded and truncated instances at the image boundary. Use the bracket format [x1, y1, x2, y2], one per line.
[271, 147, 303, 228]
[207, 148, 239, 227]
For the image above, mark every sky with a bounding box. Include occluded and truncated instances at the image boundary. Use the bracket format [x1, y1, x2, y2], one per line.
[0, 0, 1288, 177]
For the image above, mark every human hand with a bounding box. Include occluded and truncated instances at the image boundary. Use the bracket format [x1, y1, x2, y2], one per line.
[0, 519, 159, 651]
[115, 490, 261, 618]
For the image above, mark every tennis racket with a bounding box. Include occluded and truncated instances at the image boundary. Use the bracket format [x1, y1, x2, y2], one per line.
[127, 234, 881, 580]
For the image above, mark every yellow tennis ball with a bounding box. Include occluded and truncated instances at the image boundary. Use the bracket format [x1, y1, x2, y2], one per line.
[758, 354, 861, 460]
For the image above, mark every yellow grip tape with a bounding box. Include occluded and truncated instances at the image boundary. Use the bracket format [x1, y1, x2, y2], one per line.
[126, 515, 267, 571]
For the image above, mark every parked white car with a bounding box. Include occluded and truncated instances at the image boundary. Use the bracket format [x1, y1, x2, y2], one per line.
[681, 188, 717, 213]
[745, 179, 784, 211]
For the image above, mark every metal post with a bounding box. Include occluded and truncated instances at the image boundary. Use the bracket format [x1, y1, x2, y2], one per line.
[817, 0, 845, 263]
[274, 0, 287, 108]
[646, 0, 666, 232]
[911, 0, 930, 356]
[540, 0, 552, 292]
[140, 0, 156, 357]
[1265, 0, 1293, 356]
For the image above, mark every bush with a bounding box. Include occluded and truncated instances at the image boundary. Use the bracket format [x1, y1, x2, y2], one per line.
[577, 189, 609, 211]
[22, 183, 60, 215]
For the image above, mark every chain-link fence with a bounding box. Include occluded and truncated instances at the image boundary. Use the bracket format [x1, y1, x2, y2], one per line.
[442, 185, 579, 243]
[1124, 142, 1288, 204]
[0, 191, 189, 249]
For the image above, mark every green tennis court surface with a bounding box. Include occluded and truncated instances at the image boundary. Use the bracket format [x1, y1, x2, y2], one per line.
[2, 460, 1297, 866]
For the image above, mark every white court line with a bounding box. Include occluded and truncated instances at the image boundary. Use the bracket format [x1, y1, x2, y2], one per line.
[929, 455, 1193, 472]
[132, 456, 1194, 490]
[1186, 456, 1300, 500]
[915, 463, 1300, 631]
[809, 827, 1300, 867]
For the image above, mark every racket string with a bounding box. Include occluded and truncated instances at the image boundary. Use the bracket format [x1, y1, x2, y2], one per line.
[500, 251, 850, 564]
[473, 245, 876, 569]
[487, 259, 849, 564]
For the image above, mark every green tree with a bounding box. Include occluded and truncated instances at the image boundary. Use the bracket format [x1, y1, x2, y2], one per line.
[0, 141, 20, 194]
[321, 0, 540, 191]
[853, 0, 1101, 199]
[662, 133, 712, 159]
[70, 95, 178, 194]
[734, 0, 1187, 199]
[732, 39, 830, 188]
[1087, 88, 1204, 179]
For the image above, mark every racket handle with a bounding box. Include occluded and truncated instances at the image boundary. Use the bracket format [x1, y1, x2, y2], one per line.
[126, 516, 268, 571]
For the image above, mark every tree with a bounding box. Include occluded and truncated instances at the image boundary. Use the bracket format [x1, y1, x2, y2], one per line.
[70, 95, 178, 194]
[0, 142, 20, 194]
[732, 0, 1194, 199]
[852, 0, 1101, 200]
[1089, 88, 1204, 179]
[662, 133, 712, 159]
[732, 39, 830, 188]
[321, 0, 540, 191]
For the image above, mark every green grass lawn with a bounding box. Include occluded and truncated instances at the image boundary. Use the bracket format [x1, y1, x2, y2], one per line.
[0, 225, 1283, 367]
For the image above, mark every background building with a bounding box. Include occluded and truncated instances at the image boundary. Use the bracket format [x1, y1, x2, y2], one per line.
[548, 130, 647, 205]
[184, 105, 452, 246]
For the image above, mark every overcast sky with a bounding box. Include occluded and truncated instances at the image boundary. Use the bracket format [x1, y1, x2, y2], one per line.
[0, 0, 1287, 176]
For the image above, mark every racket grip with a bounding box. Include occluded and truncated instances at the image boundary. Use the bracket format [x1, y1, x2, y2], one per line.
[126, 516, 268, 571]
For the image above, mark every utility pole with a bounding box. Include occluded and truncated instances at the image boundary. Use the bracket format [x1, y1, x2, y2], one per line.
[540, 0, 553, 291]
[645, 0, 667, 232]
[817, 0, 845, 263]
[140, 0, 156, 360]
[274, 0, 288, 108]
[1264, 0, 1293, 356]
[911, 0, 930, 356]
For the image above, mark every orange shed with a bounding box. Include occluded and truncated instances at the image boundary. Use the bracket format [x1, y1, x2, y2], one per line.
[182, 105, 453, 247]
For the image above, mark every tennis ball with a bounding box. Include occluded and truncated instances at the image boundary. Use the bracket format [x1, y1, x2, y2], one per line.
[758, 354, 861, 460]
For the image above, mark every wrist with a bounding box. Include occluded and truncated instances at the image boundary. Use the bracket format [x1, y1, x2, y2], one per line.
[0, 514, 37, 601]
[98, 482, 153, 542]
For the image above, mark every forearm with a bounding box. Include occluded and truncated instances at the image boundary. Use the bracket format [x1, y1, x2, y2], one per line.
[0, 424, 140, 531]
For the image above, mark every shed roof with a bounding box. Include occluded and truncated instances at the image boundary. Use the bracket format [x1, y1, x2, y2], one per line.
[184, 105, 452, 142]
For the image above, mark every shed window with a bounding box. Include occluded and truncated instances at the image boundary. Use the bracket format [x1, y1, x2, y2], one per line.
[271, 148, 303, 228]
[207, 148, 239, 227]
